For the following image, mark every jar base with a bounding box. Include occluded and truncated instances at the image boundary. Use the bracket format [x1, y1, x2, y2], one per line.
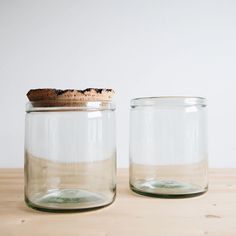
[130, 179, 207, 198]
[25, 188, 115, 212]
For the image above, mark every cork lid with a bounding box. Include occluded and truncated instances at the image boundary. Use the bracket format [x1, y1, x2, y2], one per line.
[26, 88, 115, 108]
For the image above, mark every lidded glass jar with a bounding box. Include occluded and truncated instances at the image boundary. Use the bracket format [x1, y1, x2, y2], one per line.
[130, 97, 208, 198]
[25, 88, 116, 211]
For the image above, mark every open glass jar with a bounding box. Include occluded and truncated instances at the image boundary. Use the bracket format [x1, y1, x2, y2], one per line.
[24, 89, 116, 211]
[130, 97, 208, 198]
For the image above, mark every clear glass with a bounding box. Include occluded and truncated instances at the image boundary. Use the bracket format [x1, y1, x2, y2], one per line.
[129, 97, 208, 198]
[25, 101, 116, 211]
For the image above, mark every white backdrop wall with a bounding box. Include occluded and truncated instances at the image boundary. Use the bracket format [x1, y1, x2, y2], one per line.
[0, 0, 236, 167]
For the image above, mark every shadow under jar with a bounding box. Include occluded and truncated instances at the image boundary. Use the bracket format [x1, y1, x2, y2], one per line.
[25, 90, 116, 212]
[129, 97, 208, 198]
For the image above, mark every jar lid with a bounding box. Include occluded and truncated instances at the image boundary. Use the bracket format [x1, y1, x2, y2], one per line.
[27, 88, 115, 108]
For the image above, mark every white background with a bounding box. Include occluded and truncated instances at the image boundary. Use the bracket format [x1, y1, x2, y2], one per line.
[0, 0, 236, 168]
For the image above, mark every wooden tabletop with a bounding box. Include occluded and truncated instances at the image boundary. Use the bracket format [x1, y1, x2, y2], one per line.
[0, 169, 235, 236]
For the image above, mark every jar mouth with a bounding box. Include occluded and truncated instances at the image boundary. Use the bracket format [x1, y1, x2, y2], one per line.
[131, 96, 206, 107]
[26, 100, 115, 112]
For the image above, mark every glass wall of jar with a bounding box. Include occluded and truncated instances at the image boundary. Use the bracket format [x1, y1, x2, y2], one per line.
[25, 95, 116, 211]
[129, 97, 208, 198]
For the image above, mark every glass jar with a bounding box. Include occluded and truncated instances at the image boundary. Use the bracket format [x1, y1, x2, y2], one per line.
[25, 99, 116, 211]
[129, 97, 208, 198]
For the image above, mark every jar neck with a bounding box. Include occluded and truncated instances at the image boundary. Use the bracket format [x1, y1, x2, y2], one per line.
[26, 100, 115, 112]
[131, 96, 206, 107]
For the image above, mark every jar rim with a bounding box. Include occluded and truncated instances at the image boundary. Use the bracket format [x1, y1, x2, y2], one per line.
[26, 100, 115, 112]
[131, 96, 206, 107]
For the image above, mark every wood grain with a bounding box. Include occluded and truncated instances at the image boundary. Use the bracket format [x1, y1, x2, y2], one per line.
[0, 169, 236, 236]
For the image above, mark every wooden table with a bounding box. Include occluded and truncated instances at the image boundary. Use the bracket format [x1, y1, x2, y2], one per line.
[0, 169, 236, 236]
